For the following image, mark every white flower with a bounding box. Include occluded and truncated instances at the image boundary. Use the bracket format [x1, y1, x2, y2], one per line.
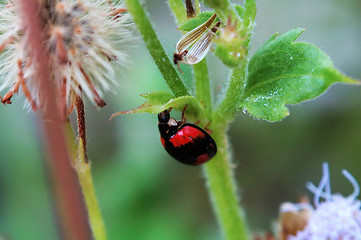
[0, 0, 132, 112]
[285, 163, 361, 240]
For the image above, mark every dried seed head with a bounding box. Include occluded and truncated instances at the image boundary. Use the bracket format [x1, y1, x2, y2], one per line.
[0, 0, 133, 113]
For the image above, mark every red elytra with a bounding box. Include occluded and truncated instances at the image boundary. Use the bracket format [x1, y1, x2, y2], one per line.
[169, 125, 205, 147]
[157, 106, 217, 165]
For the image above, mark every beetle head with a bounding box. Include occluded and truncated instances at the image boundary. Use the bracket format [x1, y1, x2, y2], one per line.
[158, 108, 172, 123]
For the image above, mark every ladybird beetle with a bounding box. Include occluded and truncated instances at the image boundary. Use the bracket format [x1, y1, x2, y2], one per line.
[158, 106, 217, 165]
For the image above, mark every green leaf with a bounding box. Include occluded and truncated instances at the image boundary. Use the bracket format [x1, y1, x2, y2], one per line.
[110, 91, 203, 120]
[241, 28, 359, 122]
[200, 0, 229, 11]
[243, 0, 256, 28]
[234, 4, 244, 19]
[178, 11, 216, 31]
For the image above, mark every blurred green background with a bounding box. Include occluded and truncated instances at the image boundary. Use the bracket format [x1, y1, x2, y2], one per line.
[1, 0, 361, 239]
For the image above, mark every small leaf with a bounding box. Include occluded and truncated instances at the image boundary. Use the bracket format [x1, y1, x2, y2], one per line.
[199, 0, 228, 11]
[243, 0, 256, 28]
[241, 28, 359, 122]
[110, 91, 203, 120]
[178, 11, 216, 31]
[234, 4, 244, 19]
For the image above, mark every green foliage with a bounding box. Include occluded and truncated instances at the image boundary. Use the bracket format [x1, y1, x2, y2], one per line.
[234, 5, 244, 18]
[178, 11, 216, 31]
[243, 0, 256, 28]
[200, 0, 230, 10]
[124, 1, 359, 240]
[118, 91, 203, 120]
[241, 28, 359, 122]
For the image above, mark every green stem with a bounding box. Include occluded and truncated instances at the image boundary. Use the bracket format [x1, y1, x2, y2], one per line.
[125, 0, 188, 97]
[204, 125, 249, 240]
[214, 60, 248, 124]
[193, 59, 212, 118]
[65, 124, 107, 240]
[168, 0, 187, 26]
[76, 139, 106, 240]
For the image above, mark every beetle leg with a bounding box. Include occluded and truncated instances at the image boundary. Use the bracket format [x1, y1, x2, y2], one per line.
[203, 121, 213, 135]
[180, 104, 188, 124]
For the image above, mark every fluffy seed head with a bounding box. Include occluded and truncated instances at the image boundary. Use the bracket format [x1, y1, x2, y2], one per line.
[0, 0, 132, 113]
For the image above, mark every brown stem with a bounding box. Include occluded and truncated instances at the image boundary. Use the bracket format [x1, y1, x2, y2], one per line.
[75, 95, 88, 163]
[18, 1, 92, 240]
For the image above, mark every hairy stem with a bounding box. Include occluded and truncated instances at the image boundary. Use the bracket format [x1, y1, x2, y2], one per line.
[204, 125, 249, 240]
[125, 0, 189, 97]
[214, 0, 256, 123]
[65, 123, 107, 240]
[193, 59, 212, 118]
[76, 139, 107, 240]
[214, 60, 248, 124]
